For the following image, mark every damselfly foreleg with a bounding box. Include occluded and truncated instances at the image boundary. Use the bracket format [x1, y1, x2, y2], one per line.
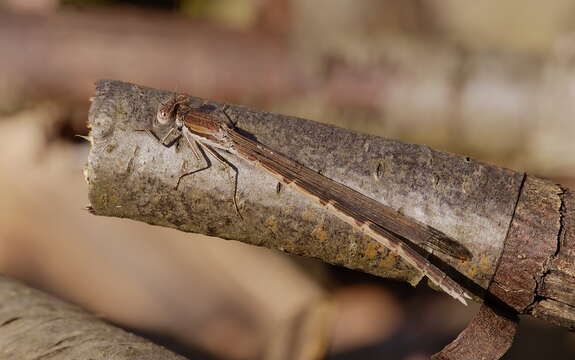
[174, 130, 213, 189]
[198, 141, 243, 220]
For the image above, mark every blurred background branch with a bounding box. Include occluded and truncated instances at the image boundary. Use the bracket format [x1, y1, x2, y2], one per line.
[0, 274, 191, 360]
[1, 1, 575, 359]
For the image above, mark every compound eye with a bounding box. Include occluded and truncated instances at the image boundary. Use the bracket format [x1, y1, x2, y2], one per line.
[157, 110, 169, 124]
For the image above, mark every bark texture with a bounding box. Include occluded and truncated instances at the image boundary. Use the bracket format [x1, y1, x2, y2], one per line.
[0, 275, 188, 360]
[530, 187, 575, 329]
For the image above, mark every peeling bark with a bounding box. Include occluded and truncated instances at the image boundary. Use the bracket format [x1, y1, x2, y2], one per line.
[530, 188, 575, 329]
[432, 304, 518, 360]
[489, 176, 560, 312]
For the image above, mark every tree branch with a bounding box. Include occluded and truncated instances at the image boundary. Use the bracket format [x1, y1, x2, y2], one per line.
[87, 79, 523, 294]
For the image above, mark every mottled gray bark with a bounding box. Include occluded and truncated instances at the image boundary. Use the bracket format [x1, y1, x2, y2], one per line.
[87, 80, 523, 296]
[0, 275, 188, 360]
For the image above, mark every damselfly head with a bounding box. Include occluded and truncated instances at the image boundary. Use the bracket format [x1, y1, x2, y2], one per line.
[156, 94, 179, 125]
[157, 106, 172, 125]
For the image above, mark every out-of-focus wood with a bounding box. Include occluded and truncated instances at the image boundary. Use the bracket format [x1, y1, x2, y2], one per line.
[0, 274, 188, 360]
[0, 9, 301, 103]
